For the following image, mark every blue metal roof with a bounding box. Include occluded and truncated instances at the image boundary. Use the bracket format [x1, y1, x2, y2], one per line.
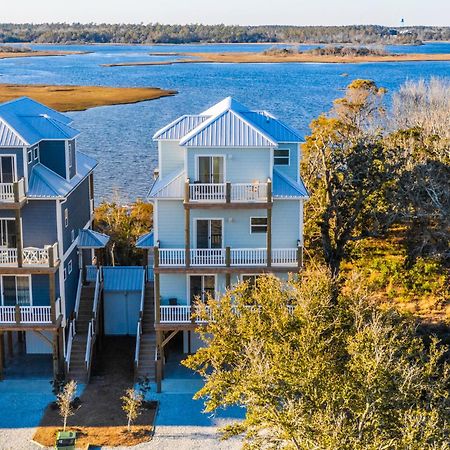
[28, 151, 97, 198]
[273, 168, 309, 198]
[103, 266, 145, 292]
[136, 232, 154, 248]
[0, 97, 79, 146]
[155, 97, 302, 148]
[78, 229, 110, 249]
[153, 115, 208, 140]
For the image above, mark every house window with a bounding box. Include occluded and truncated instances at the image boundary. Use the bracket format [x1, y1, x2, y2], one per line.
[71, 229, 75, 242]
[68, 260, 73, 275]
[0, 218, 17, 248]
[33, 146, 39, 161]
[68, 141, 74, 169]
[250, 217, 267, 234]
[274, 149, 290, 166]
[63, 268, 67, 281]
[27, 150, 32, 163]
[64, 209, 69, 228]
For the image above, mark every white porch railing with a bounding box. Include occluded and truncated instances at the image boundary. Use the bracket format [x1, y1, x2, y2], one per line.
[86, 265, 98, 282]
[134, 319, 142, 369]
[0, 305, 53, 324]
[0, 248, 17, 265]
[231, 248, 267, 266]
[74, 269, 83, 319]
[0, 179, 25, 203]
[23, 242, 59, 266]
[189, 183, 226, 202]
[92, 269, 101, 320]
[85, 319, 95, 371]
[231, 183, 267, 202]
[158, 248, 298, 267]
[65, 319, 75, 372]
[191, 248, 226, 266]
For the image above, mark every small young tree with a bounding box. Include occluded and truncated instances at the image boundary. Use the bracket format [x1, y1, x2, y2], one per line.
[121, 388, 143, 432]
[57, 380, 77, 432]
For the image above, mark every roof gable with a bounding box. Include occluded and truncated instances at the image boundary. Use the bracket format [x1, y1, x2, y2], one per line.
[153, 115, 208, 140]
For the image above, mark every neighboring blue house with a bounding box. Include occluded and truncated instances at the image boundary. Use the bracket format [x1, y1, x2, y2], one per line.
[0, 97, 98, 380]
[140, 97, 308, 389]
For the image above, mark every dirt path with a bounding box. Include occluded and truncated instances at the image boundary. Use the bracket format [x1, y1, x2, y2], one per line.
[33, 337, 155, 448]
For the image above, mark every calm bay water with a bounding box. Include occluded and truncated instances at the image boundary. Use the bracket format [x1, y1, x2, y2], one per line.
[1, 43, 449, 201]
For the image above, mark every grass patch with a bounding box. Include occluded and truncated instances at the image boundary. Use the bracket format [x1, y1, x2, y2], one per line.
[0, 84, 176, 112]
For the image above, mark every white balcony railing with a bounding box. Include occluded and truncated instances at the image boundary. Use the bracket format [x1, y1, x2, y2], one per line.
[158, 248, 298, 267]
[0, 179, 25, 203]
[0, 243, 59, 267]
[188, 182, 268, 203]
[0, 305, 53, 324]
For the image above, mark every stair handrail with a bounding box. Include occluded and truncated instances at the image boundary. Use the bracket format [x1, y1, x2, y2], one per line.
[74, 268, 83, 319]
[65, 319, 76, 373]
[139, 269, 145, 318]
[85, 319, 95, 373]
[92, 268, 102, 321]
[134, 319, 142, 372]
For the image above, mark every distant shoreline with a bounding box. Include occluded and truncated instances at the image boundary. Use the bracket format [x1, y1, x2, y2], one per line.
[0, 49, 89, 59]
[102, 51, 450, 67]
[0, 84, 176, 112]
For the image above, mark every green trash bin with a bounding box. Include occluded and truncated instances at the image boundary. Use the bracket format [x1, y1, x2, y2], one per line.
[55, 431, 76, 449]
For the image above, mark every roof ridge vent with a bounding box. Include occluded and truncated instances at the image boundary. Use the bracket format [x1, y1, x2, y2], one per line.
[40, 113, 50, 119]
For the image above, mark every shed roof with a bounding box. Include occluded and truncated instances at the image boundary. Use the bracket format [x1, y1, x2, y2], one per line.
[136, 232, 154, 248]
[273, 168, 309, 199]
[27, 151, 97, 198]
[103, 266, 145, 292]
[148, 169, 184, 199]
[78, 229, 110, 249]
[0, 97, 79, 146]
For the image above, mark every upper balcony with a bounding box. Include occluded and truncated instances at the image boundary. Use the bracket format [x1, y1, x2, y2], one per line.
[0, 178, 26, 208]
[185, 178, 272, 209]
[0, 242, 60, 269]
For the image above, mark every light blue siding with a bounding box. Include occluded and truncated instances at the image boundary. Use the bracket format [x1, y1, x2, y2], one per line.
[187, 148, 271, 183]
[271, 200, 301, 248]
[39, 140, 67, 179]
[22, 200, 58, 248]
[160, 274, 187, 306]
[157, 200, 185, 247]
[159, 141, 184, 178]
[274, 143, 299, 181]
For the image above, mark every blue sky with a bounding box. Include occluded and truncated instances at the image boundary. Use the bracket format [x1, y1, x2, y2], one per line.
[4, 0, 450, 25]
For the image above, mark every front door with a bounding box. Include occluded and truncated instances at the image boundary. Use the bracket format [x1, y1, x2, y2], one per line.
[196, 219, 223, 249]
[198, 156, 224, 183]
[0, 156, 15, 183]
[2, 276, 31, 306]
[189, 275, 215, 304]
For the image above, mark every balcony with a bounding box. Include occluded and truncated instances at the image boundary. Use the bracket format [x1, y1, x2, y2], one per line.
[0, 242, 60, 268]
[0, 179, 26, 206]
[157, 247, 300, 268]
[185, 179, 271, 207]
[0, 298, 62, 326]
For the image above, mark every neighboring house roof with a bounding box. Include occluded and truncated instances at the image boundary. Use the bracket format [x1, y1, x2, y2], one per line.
[27, 151, 97, 198]
[148, 169, 184, 199]
[136, 232, 154, 248]
[78, 229, 110, 249]
[153, 96, 302, 148]
[0, 97, 79, 146]
[153, 115, 208, 140]
[273, 168, 309, 199]
[103, 266, 145, 292]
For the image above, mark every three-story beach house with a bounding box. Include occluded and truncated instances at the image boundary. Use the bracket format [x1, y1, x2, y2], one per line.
[145, 97, 308, 371]
[0, 97, 99, 380]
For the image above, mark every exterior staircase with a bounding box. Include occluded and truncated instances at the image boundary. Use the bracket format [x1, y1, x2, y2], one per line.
[67, 284, 96, 383]
[136, 283, 156, 380]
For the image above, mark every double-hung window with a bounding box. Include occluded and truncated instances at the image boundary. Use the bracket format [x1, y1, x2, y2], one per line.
[250, 217, 268, 234]
[274, 149, 290, 166]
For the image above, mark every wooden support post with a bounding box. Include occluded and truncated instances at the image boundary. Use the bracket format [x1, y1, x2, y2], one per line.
[7, 331, 13, 358]
[0, 332, 4, 380]
[226, 182, 231, 203]
[185, 208, 190, 268]
[143, 249, 149, 269]
[154, 272, 160, 324]
[49, 273, 56, 322]
[267, 208, 272, 268]
[15, 304, 20, 324]
[156, 331, 162, 393]
[48, 245, 55, 268]
[13, 181, 20, 203]
[58, 328, 64, 373]
[52, 331, 59, 380]
[297, 245, 303, 271]
[184, 178, 190, 204]
[14, 209, 23, 267]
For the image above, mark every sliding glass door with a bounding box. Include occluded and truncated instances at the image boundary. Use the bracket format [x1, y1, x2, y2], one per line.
[0, 155, 15, 184]
[189, 275, 215, 304]
[0, 218, 16, 249]
[197, 156, 224, 183]
[2, 276, 31, 306]
[196, 219, 223, 249]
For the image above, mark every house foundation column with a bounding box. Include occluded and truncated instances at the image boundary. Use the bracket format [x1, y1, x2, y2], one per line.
[7, 331, 13, 358]
[156, 330, 163, 393]
[52, 331, 59, 380]
[0, 332, 5, 380]
[14, 209, 23, 267]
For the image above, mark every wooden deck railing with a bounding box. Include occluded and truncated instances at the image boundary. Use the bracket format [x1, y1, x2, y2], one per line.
[0, 178, 25, 203]
[0, 242, 59, 267]
[0, 305, 57, 324]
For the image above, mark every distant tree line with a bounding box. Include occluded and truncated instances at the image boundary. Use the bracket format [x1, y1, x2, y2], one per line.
[0, 23, 449, 45]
